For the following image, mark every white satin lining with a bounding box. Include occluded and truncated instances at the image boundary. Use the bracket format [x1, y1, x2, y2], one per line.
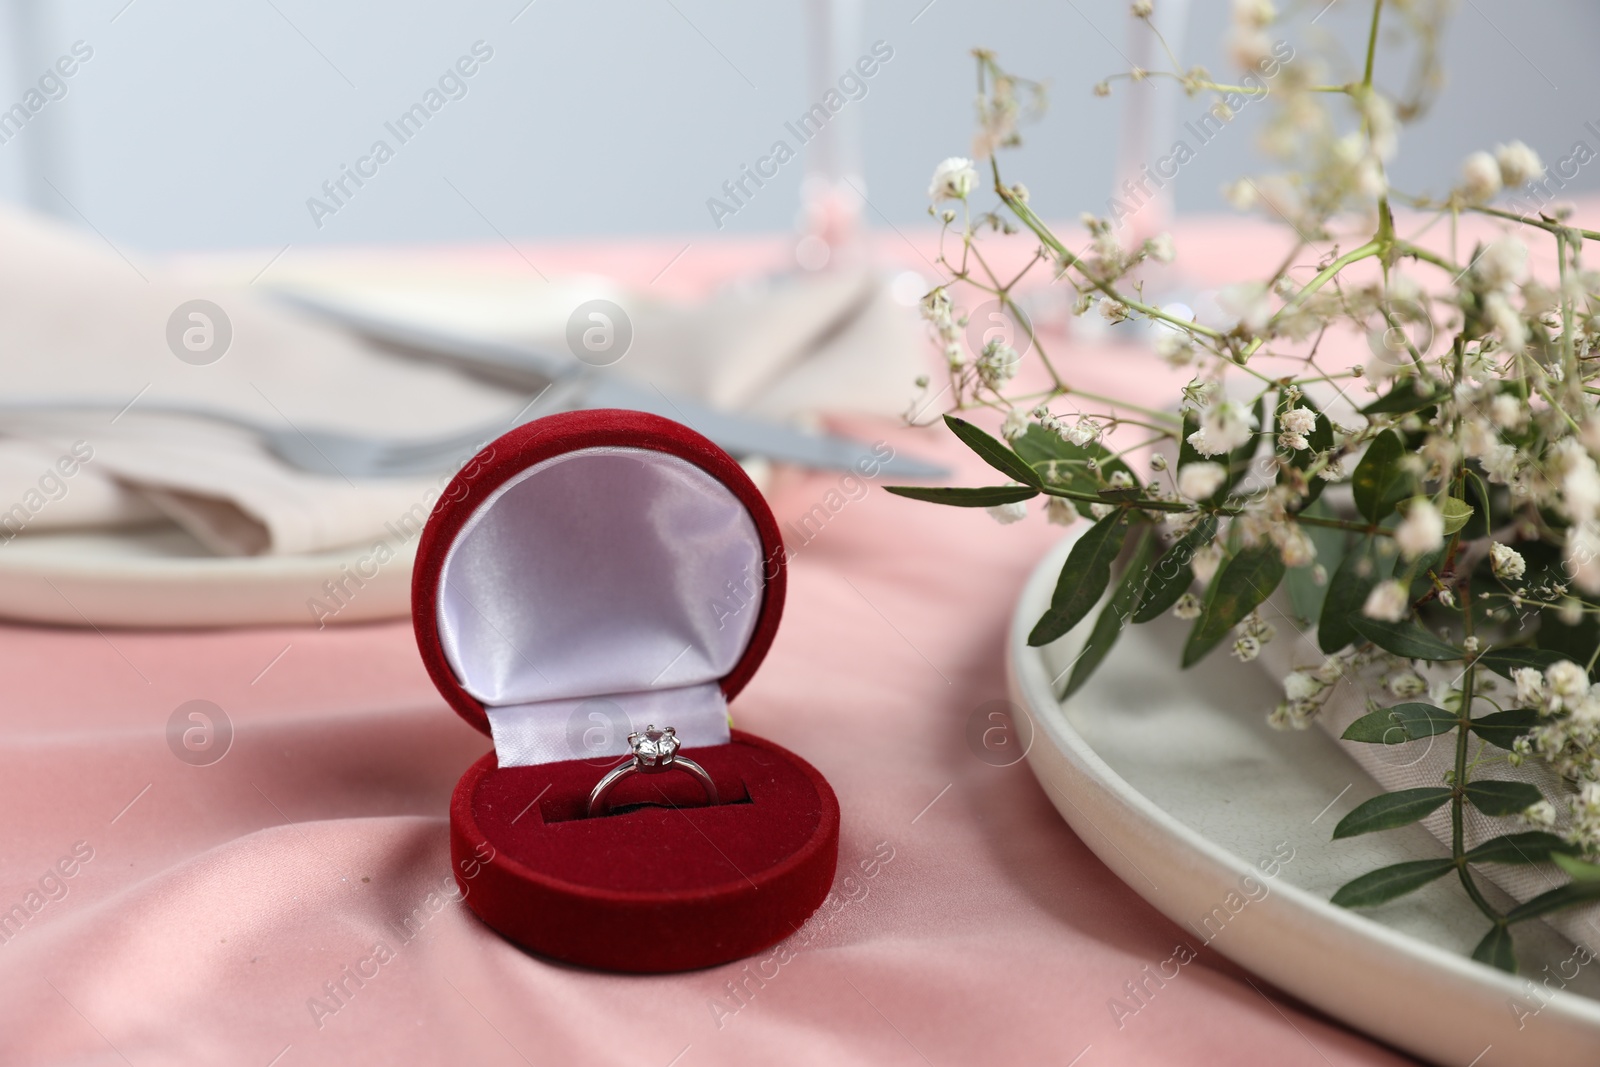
[436, 446, 764, 767]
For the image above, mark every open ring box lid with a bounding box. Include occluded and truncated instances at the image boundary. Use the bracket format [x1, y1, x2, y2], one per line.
[412, 409, 840, 973]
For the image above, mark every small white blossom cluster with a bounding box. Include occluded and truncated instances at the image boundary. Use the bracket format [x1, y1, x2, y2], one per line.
[1231, 610, 1277, 662]
[1454, 141, 1543, 204]
[1508, 660, 1600, 779]
[1186, 399, 1258, 456]
[1269, 649, 1367, 729]
[1508, 661, 1600, 857]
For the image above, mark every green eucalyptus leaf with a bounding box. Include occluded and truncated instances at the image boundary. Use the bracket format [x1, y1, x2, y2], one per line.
[1027, 513, 1127, 647]
[1468, 709, 1541, 750]
[1318, 535, 1393, 654]
[1016, 425, 1138, 518]
[1062, 529, 1157, 698]
[1351, 431, 1416, 523]
[1180, 542, 1286, 668]
[1284, 502, 1345, 627]
[1348, 616, 1460, 661]
[884, 485, 1040, 507]
[1341, 702, 1458, 744]
[1360, 380, 1438, 416]
[1477, 647, 1569, 679]
[1553, 854, 1600, 882]
[1131, 515, 1219, 624]
[1463, 780, 1545, 817]
[1471, 924, 1517, 973]
[1465, 832, 1577, 865]
[1331, 858, 1455, 908]
[1508, 880, 1600, 924]
[943, 415, 1041, 487]
[1439, 497, 1475, 536]
[1332, 787, 1453, 839]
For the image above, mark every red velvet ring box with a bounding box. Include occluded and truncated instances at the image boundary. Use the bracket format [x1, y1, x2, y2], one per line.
[411, 408, 840, 972]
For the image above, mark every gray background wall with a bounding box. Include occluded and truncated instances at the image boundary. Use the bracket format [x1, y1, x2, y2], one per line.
[0, 0, 1593, 252]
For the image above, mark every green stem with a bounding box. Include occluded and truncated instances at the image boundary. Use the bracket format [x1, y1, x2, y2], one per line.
[995, 180, 1228, 342]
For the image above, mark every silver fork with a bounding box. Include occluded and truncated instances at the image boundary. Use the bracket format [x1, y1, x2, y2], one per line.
[0, 375, 587, 480]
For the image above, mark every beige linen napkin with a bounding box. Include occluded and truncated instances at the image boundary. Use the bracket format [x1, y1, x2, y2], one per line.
[0, 206, 925, 556]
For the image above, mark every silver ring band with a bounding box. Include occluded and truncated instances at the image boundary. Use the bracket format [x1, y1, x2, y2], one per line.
[587, 725, 720, 818]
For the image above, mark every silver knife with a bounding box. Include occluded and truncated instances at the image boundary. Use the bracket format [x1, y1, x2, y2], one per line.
[276, 291, 949, 480]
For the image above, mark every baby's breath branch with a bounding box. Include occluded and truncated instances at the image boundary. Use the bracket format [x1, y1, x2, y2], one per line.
[1239, 240, 1384, 360]
[992, 172, 1227, 343]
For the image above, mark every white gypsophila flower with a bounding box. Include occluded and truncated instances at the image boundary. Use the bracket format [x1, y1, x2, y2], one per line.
[1044, 497, 1078, 527]
[1396, 499, 1445, 561]
[1476, 237, 1529, 291]
[1388, 671, 1427, 698]
[1362, 579, 1409, 622]
[1569, 521, 1600, 596]
[1232, 0, 1275, 28]
[1001, 408, 1028, 440]
[1490, 394, 1526, 429]
[1089, 502, 1118, 519]
[986, 499, 1029, 525]
[1173, 592, 1203, 620]
[1362, 92, 1399, 161]
[1177, 461, 1228, 501]
[1223, 178, 1257, 212]
[1544, 661, 1589, 713]
[1280, 406, 1316, 437]
[977, 338, 1020, 389]
[1512, 667, 1544, 709]
[1495, 140, 1543, 188]
[1099, 298, 1130, 323]
[1228, 27, 1273, 69]
[1218, 282, 1272, 334]
[1191, 542, 1224, 585]
[1143, 233, 1175, 264]
[1481, 442, 1519, 485]
[1283, 670, 1323, 702]
[1155, 331, 1195, 365]
[1490, 541, 1527, 582]
[1186, 399, 1258, 456]
[1557, 437, 1600, 525]
[1276, 524, 1316, 568]
[1353, 156, 1386, 200]
[1559, 598, 1584, 627]
[928, 157, 979, 201]
[1458, 150, 1502, 203]
[1131, 0, 1154, 17]
[1067, 417, 1102, 446]
[1521, 799, 1558, 829]
[1481, 290, 1527, 353]
[1232, 635, 1262, 662]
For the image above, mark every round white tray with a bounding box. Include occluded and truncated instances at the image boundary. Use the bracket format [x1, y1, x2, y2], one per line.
[1009, 532, 1600, 1065]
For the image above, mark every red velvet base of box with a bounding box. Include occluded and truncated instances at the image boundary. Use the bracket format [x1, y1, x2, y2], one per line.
[450, 729, 840, 973]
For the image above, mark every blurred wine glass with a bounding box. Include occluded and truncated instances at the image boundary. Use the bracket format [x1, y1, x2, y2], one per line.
[796, 0, 865, 272]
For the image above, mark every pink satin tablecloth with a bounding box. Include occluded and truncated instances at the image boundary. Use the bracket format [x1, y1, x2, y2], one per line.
[0, 230, 1426, 1066]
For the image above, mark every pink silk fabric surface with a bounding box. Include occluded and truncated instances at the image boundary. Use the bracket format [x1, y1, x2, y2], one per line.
[0, 227, 1437, 1066]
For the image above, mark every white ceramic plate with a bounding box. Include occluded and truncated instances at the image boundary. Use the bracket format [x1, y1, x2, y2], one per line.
[0, 524, 415, 628]
[1009, 533, 1600, 1065]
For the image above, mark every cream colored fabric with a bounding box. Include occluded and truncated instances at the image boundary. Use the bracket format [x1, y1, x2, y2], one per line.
[0, 206, 923, 556]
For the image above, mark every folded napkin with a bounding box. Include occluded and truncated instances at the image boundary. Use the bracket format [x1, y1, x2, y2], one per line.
[0, 207, 925, 557]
